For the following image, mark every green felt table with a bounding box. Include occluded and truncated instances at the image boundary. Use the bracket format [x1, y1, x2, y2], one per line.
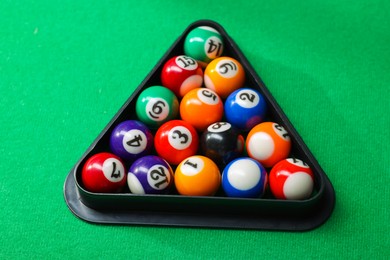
[1, 0, 389, 259]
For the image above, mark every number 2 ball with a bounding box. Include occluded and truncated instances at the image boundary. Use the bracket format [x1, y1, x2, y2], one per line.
[269, 158, 314, 200]
[225, 88, 267, 130]
[161, 55, 203, 98]
[127, 155, 173, 194]
[81, 152, 127, 193]
[154, 120, 199, 165]
[135, 86, 179, 129]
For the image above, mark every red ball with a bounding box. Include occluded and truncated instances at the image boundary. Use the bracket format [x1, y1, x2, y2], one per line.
[154, 120, 199, 165]
[81, 152, 127, 193]
[269, 158, 314, 200]
[161, 55, 203, 98]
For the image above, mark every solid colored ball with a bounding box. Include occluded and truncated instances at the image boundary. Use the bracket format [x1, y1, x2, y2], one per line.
[200, 122, 244, 167]
[180, 88, 224, 131]
[269, 158, 314, 200]
[184, 26, 224, 67]
[174, 155, 221, 196]
[246, 122, 291, 167]
[109, 120, 154, 161]
[127, 155, 173, 194]
[81, 152, 127, 193]
[225, 88, 267, 130]
[204, 57, 245, 99]
[222, 157, 268, 198]
[135, 86, 179, 129]
[161, 55, 203, 98]
[154, 120, 199, 165]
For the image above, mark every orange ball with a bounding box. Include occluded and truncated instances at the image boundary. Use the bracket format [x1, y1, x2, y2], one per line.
[204, 56, 245, 99]
[246, 122, 291, 167]
[180, 88, 224, 131]
[174, 155, 221, 196]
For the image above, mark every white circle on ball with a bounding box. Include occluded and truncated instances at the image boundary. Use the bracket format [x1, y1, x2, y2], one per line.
[247, 132, 275, 160]
[122, 129, 147, 154]
[102, 158, 125, 182]
[283, 172, 314, 200]
[127, 172, 145, 194]
[197, 88, 220, 105]
[227, 159, 261, 190]
[147, 165, 171, 190]
[236, 89, 260, 108]
[287, 158, 310, 168]
[168, 126, 192, 150]
[180, 157, 204, 176]
[204, 36, 223, 59]
[207, 122, 231, 133]
[146, 98, 169, 121]
[175, 55, 198, 71]
[180, 74, 203, 96]
[216, 59, 238, 78]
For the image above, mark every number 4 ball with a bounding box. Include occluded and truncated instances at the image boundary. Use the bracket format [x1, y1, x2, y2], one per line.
[269, 158, 314, 200]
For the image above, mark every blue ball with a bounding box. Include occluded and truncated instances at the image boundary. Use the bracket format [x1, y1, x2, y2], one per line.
[127, 155, 173, 194]
[222, 157, 267, 198]
[224, 88, 267, 131]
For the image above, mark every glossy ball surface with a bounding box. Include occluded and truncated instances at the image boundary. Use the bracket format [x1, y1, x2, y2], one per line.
[222, 157, 267, 198]
[200, 122, 244, 167]
[180, 88, 224, 131]
[161, 55, 203, 98]
[269, 158, 314, 200]
[174, 155, 221, 196]
[246, 122, 291, 167]
[184, 26, 224, 67]
[109, 120, 153, 161]
[127, 155, 173, 194]
[154, 120, 199, 165]
[225, 88, 267, 130]
[204, 57, 245, 99]
[135, 86, 179, 129]
[81, 152, 127, 193]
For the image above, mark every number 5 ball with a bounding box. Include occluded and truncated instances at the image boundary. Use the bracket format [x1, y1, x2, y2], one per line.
[246, 122, 291, 167]
[81, 152, 127, 193]
[269, 158, 314, 200]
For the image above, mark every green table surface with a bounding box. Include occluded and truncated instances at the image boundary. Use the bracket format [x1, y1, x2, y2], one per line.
[1, 0, 389, 259]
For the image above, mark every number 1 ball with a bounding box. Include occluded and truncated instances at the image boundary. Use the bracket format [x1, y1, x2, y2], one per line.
[154, 120, 199, 165]
[81, 152, 127, 193]
[127, 155, 173, 194]
[161, 55, 203, 98]
[269, 158, 314, 200]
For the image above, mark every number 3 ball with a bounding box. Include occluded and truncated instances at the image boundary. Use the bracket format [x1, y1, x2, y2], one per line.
[180, 88, 224, 131]
[246, 122, 291, 168]
[222, 157, 267, 198]
[154, 120, 199, 165]
[174, 155, 221, 196]
[81, 152, 127, 193]
[161, 55, 203, 98]
[225, 88, 267, 131]
[269, 158, 314, 200]
[109, 120, 154, 161]
[204, 57, 245, 99]
[127, 155, 173, 194]
[135, 86, 179, 129]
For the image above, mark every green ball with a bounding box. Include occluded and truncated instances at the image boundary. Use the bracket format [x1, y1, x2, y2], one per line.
[184, 26, 224, 66]
[136, 86, 179, 129]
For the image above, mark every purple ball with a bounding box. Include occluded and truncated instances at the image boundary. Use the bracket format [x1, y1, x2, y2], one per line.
[109, 120, 153, 161]
[127, 155, 173, 194]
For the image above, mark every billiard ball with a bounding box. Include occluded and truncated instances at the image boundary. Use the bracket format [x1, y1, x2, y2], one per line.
[246, 122, 291, 167]
[154, 120, 199, 165]
[127, 155, 173, 194]
[200, 122, 244, 167]
[269, 158, 314, 200]
[222, 157, 267, 198]
[225, 88, 267, 130]
[161, 55, 203, 98]
[135, 85, 179, 129]
[174, 155, 221, 196]
[180, 88, 224, 131]
[204, 57, 245, 99]
[184, 26, 224, 67]
[109, 120, 154, 161]
[81, 152, 127, 193]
